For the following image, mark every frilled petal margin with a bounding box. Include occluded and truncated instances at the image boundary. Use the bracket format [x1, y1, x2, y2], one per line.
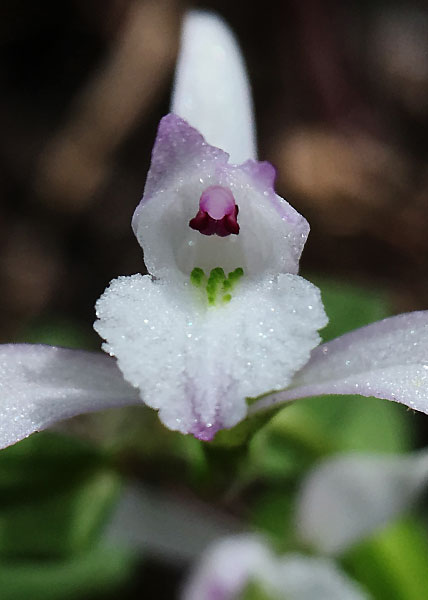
[296, 451, 428, 555]
[250, 311, 428, 416]
[94, 273, 326, 441]
[182, 535, 369, 600]
[0, 344, 139, 449]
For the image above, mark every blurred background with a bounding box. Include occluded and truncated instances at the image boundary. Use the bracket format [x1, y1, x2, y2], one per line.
[1, 0, 428, 598]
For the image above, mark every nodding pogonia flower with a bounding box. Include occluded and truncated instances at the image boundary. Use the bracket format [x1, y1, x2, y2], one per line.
[181, 534, 370, 600]
[1, 12, 428, 449]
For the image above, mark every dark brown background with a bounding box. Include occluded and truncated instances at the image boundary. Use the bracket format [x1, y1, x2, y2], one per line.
[1, 0, 427, 343]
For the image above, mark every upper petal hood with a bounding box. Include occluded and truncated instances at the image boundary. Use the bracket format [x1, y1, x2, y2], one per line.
[132, 114, 309, 281]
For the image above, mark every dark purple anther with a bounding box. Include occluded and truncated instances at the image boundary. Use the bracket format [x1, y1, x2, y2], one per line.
[189, 185, 240, 237]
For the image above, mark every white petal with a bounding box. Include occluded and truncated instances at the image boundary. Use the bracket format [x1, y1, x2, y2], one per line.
[296, 451, 428, 555]
[172, 11, 256, 164]
[182, 535, 370, 600]
[182, 535, 275, 600]
[94, 273, 326, 440]
[0, 344, 139, 449]
[104, 483, 240, 563]
[250, 311, 428, 414]
[275, 555, 370, 600]
[132, 115, 309, 282]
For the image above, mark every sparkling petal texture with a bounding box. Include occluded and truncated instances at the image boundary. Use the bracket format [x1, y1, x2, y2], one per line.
[171, 11, 256, 165]
[94, 273, 326, 439]
[0, 344, 139, 449]
[251, 311, 428, 414]
[182, 535, 369, 600]
[132, 114, 309, 281]
[296, 451, 428, 555]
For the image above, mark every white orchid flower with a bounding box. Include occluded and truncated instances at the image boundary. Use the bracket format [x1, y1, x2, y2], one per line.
[181, 534, 370, 600]
[1, 11, 428, 448]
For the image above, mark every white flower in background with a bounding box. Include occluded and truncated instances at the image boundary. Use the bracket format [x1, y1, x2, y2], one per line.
[179, 451, 428, 598]
[105, 451, 428, 599]
[0, 11, 428, 448]
[181, 534, 370, 600]
[295, 449, 428, 554]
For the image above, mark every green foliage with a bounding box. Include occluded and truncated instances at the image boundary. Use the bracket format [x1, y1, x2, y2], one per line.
[16, 316, 97, 350]
[239, 580, 278, 600]
[249, 490, 295, 549]
[311, 276, 391, 343]
[0, 433, 132, 597]
[344, 518, 428, 600]
[0, 548, 135, 600]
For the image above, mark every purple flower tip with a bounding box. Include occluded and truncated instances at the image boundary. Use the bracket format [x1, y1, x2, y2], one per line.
[191, 421, 220, 442]
[189, 185, 240, 237]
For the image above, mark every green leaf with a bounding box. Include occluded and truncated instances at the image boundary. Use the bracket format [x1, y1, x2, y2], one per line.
[310, 277, 391, 343]
[0, 547, 136, 600]
[16, 316, 97, 350]
[0, 433, 107, 496]
[212, 408, 279, 448]
[276, 394, 413, 455]
[249, 489, 294, 550]
[0, 434, 120, 558]
[343, 518, 428, 600]
[239, 580, 278, 600]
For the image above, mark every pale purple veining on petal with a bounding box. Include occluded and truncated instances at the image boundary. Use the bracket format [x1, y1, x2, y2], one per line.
[0, 344, 139, 449]
[183, 373, 242, 442]
[191, 418, 223, 442]
[250, 310, 428, 415]
[132, 113, 229, 235]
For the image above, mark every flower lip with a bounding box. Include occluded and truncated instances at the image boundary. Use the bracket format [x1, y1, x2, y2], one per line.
[189, 185, 240, 237]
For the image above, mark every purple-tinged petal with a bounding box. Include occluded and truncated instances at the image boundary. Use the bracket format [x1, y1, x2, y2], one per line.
[239, 159, 310, 269]
[134, 113, 229, 209]
[0, 344, 139, 449]
[132, 114, 309, 280]
[296, 451, 428, 555]
[182, 535, 276, 600]
[250, 311, 428, 414]
[182, 535, 370, 600]
[171, 11, 256, 165]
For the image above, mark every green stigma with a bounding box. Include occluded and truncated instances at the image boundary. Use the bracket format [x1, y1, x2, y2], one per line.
[190, 266, 244, 305]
